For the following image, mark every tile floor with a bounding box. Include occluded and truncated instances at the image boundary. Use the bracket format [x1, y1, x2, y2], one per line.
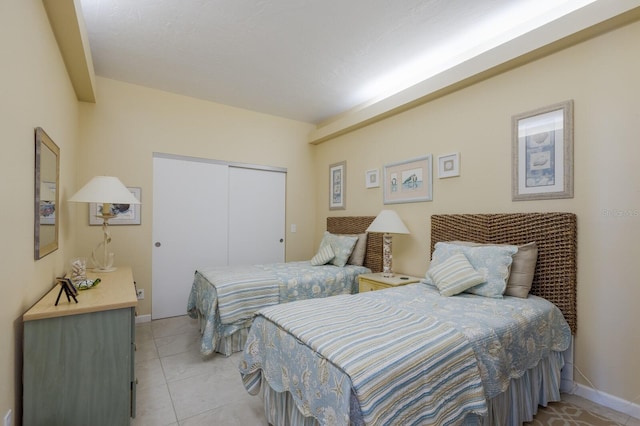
[133, 315, 639, 426]
[132, 315, 266, 426]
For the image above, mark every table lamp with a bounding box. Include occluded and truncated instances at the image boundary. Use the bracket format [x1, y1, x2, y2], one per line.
[69, 176, 140, 272]
[366, 210, 410, 277]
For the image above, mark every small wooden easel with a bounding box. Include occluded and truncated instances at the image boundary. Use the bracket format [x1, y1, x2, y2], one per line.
[55, 277, 78, 306]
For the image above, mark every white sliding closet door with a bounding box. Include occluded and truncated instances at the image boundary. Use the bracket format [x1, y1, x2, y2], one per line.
[152, 156, 229, 319]
[228, 167, 286, 265]
[152, 155, 287, 320]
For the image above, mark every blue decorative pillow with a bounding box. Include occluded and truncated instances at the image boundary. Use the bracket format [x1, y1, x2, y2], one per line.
[449, 240, 538, 298]
[325, 232, 358, 267]
[429, 242, 517, 298]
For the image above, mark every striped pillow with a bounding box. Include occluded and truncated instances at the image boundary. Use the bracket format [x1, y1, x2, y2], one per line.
[310, 237, 335, 266]
[428, 253, 485, 297]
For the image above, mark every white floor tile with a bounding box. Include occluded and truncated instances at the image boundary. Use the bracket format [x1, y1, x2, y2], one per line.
[135, 322, 154, 342]
[135, 357, 167, 390]
[179, 401, 268, 426]
[132, 383, 177, 426]
[151, 315, 199, 339]
[160, 349, 222, 383]
[155, 332, 201, 358]
[168, 357, 249, 420]
[135, 338, 159, 363]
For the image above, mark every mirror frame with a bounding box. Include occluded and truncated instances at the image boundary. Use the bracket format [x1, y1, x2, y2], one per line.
[34, 127, 60, 259]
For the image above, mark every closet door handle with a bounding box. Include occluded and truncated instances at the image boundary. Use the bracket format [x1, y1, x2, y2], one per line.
[155, 242, 161, 247]
[279, 239, 284, 243]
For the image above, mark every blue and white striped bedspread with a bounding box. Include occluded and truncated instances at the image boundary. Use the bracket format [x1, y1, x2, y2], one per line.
[240, 295, 487, 425]
[187, 262, 371, 356]
[196, 265, 281, 324]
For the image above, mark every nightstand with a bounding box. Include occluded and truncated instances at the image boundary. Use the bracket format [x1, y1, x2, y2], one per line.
[358, 272, 422, 292]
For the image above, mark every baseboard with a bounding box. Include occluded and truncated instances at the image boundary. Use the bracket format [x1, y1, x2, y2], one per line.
[561, 338, 639, 420]
[135, 314, 151, 324]
[572, 382, 640, 420]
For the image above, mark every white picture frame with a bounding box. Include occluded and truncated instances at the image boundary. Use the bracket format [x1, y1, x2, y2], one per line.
[365, 169, 379, 188]
[437, 153, 460, 178]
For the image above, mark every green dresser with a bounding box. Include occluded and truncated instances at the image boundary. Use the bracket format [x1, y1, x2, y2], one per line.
[23, 267, 137, 426]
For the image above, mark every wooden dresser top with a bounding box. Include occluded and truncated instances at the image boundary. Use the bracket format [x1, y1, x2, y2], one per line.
[24, 266, 137, 321]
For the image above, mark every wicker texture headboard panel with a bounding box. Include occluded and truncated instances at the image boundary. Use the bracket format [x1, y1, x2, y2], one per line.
[327, 216, 383, 273]
[431, 213, 577, 334]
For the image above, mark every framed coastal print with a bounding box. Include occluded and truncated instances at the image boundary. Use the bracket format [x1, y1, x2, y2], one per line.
[512, 100, 574, 201]
[437, 153, 460, 178]
[90, 187, 142, 225]
[383, 155, 432, 204]
[329, 161, 346, 210]
[39, 181, 57, 225]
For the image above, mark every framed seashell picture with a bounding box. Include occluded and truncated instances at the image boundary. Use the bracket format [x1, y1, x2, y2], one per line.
[512, 100, 574, 201]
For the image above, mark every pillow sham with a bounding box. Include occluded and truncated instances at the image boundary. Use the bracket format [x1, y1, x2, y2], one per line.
[325, 232, 358, 267]
[428, 253, 486, 297]
[430, 242, 517, 298]
[450, 241, 538, 298]
[505, 242, 537, 297]
[346, 233, 368, 266]
[310, 235, 335, 266]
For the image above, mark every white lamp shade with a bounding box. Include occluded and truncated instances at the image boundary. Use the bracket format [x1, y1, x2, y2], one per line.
[68, 176, 140, 204]
[366, 210, 409, 234]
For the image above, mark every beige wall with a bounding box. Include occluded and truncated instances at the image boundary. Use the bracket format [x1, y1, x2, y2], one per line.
[3, 0, 638, 419]
[0, 0, 81, 420]
[314, 21, 640, 403]
[77, 78, 316, 316]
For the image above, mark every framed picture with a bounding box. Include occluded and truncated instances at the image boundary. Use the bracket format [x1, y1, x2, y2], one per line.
[437, 153, 460, 178]
[365, 169, 379, 188]
[329, 161, 346, 210]
[90, 187, 142, 225]
[512, 100, 574, 201]
[383, 155, 432, 204]
[39, 181, 57, 225]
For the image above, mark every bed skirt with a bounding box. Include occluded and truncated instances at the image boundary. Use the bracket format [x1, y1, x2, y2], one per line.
[195, 311, 250, 357]
[260, 351, 565, 425]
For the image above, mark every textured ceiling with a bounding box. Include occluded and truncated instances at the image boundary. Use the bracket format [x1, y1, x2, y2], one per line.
[79, 0, 593, 124]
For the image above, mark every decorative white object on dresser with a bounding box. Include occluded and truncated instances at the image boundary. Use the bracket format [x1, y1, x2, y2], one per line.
[358, 272, 421, 292]
[22, 267, 138, 426]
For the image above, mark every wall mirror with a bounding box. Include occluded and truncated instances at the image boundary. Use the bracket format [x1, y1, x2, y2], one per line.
[34, 127, 60, 259]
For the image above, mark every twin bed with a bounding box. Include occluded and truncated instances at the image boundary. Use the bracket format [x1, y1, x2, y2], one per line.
[238, 213, 578, 425]
[187, 216, 382, 356]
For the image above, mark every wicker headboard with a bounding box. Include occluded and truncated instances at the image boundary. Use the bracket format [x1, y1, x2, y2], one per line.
[430, 213, 577, 334]
[326, 216, 383, 273]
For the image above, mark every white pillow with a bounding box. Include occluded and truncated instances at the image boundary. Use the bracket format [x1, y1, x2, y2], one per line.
[428, 253, 486, 297]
